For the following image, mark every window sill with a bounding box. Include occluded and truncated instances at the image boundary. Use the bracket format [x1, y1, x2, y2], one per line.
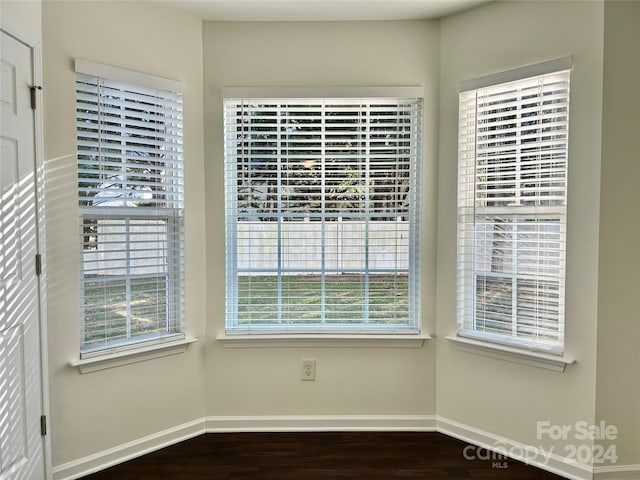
[69, 337, 198, 374]
[216, 333, 431, 348]
[444, 335, 575, 372]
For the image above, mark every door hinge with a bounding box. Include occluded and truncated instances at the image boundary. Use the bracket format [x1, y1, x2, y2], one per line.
[35, 253, 42, 276]
[40, 415, 47, 436]
[30, 85, 42, 110]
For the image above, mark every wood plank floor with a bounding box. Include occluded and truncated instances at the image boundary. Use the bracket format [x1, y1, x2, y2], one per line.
[80, 432, 566, 479]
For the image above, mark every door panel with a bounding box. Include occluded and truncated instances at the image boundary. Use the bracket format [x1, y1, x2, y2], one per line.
[0, 325, 28, 473]
[0, 135, 21, 286]
[0, 29, 46, 480]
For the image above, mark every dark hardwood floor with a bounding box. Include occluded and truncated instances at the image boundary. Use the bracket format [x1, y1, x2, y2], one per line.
[81, 432, 566, 479]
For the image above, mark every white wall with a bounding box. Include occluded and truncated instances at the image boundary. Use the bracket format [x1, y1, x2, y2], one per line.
[596, 0, 640, 467]
[203, 20, 440, 417]
[437, 0, 604, 461]
[41, 0, 206, 467]
[0, 0, 41, 40]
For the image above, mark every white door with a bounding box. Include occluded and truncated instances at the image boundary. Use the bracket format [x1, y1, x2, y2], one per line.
[0, 29, 46, 480]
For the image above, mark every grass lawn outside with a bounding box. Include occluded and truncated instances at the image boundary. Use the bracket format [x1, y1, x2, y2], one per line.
[82, 274, 170, 348]
[82, 273, 411, 349]
[237, 273, 409, 325]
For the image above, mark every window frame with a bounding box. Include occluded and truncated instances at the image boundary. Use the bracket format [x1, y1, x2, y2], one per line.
[223, 87, 424, 336]
[456, 58, 572, 356]
[75, 59, 185, 358]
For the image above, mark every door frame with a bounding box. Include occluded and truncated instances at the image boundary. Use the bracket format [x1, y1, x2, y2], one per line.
[1, 18, 52, 480]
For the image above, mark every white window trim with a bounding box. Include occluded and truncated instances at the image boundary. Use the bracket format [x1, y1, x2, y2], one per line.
[217, 333, 430, 348]
[69, 337, 198, 374]
[445, 335, 574, 372]
[76, 60, 185, 357]
[75, 58, 183, 93]
[221, 86, 424, 100]
[459, 56, 572, 92]
[223, 90, 424, 335]
[456, 59, 572, 357]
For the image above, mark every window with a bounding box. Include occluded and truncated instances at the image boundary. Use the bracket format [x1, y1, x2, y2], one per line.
[457, 59, 571, 355]
[224, 88, 422, 334]
[76, 60, 184, 356]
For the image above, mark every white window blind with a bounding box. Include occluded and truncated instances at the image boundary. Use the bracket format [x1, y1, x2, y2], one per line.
[224, 95, 422, 333]
[457, 66, 570, 354]
[76, 63, 184, 356]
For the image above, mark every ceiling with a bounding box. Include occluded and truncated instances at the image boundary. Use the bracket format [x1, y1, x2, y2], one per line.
[160, 0, 489, 22]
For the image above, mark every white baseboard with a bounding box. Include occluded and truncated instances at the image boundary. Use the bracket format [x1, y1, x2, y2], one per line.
[437, 416, 593, 480]
[205, 414, 437, 432]
[50, 415, 435, 480]
[594, 464, 640, 480]
[51, 418, 206, 480]
[51, 414, 639, 480]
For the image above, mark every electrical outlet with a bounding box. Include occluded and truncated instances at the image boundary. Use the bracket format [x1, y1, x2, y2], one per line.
[301, 359, 316, 381]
